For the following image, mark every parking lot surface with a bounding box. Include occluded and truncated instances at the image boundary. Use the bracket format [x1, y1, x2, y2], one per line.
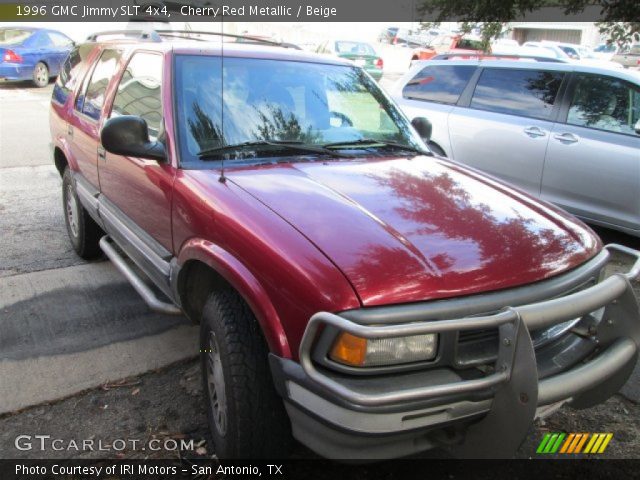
[0, 78, 639, 459]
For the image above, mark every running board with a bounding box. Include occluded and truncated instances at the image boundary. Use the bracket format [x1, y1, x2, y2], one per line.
[99, 236, 182, 315]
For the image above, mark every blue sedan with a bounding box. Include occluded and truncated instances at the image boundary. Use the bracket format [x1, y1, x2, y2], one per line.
[0, 27, 74, 87]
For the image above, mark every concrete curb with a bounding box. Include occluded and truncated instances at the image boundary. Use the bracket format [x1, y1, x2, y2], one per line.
[0, 325, 198, 415]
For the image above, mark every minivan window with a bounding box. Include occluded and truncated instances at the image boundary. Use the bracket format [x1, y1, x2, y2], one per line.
[470, 68, 564, 120]
[79, 49, 121, 121]
[110, 52, 163, 137]
[567, 74, 640, 136]
[402, 65, 476, 104]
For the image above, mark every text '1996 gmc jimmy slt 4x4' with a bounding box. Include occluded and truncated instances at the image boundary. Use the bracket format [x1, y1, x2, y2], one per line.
[50, 30, 640, 460]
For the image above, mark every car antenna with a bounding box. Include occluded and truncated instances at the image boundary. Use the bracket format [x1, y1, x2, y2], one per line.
[219, 24, 226, 184]
[219, 157, 226, 183]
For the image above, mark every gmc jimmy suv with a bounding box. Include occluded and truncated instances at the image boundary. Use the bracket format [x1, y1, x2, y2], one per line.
[50, 30, 640, 459]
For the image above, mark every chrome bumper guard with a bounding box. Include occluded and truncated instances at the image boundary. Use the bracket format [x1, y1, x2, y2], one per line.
[296, 244, 640, 456]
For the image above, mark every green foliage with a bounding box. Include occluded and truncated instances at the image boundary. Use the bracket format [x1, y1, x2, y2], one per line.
[419, 0, 639, 48]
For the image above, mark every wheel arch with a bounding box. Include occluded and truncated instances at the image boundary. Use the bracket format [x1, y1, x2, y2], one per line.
[175, 239, 291, 358]
[53, 141, 78, 177]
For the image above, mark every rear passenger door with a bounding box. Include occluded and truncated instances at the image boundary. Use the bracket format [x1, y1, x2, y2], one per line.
[68, 48, 121, 190]
[448, 67, 565, 195]
[397, 64, 476, 156]
[541, 73, 640, 232]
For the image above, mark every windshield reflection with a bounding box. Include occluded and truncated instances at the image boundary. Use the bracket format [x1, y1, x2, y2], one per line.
[175, 56, 420, 164]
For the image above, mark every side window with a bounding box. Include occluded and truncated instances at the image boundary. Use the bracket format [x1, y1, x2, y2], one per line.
[567, 74, 640, 135]
[78, 49, 121, 121]
[52, 44, 92, 105]
[402, 65, 476, 104]
[47, 32, 73, 47]
[110, 52, 163, 137]
[470, 68, 564, 120]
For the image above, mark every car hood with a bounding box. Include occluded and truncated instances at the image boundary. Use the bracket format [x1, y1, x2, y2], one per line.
[228, 156, 601, 307]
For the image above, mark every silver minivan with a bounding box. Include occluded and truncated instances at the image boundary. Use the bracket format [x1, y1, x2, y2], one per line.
[391, 60, 640, 236]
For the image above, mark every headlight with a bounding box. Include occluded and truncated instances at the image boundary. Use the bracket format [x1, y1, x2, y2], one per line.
[329, 332, 438, 367]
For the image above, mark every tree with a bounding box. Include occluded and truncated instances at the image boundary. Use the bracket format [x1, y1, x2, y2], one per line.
[419, 0, 639, 50]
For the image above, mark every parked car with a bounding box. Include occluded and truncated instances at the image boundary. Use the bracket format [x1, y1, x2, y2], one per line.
[391, 59, 640, 236]
[51, 31, 640, 460]
[410, 35, 484, 65]
[532, 41, 623, 69]
[315, 40, 383, 80]
[612, 44, 640, 69]
[593, 42, 619, 61]
[522, 41, 571, 61]
[0, 26, 74, 87]
[377, 26, 410, 45]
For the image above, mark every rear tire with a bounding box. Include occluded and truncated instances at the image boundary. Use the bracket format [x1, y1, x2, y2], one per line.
[62, 167, 103, 259]
[32, 62, 49, 88]
[200, 290, 292, 459]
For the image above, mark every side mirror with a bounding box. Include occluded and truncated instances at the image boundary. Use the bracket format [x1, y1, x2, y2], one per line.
[412, 117, 432, 141]
[101, 116, 166, 162]
[635, 119, 640, 135]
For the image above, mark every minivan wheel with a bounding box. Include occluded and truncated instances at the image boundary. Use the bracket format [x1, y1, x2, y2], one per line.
[32, 62, 49, 88]
[62, 167, 104, 259]
[200, 290, 292, 459]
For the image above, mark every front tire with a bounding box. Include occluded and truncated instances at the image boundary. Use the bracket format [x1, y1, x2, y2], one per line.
[32, 62, 49, 88]
[62, 167, 103, 259]
[200, 290, 292, 458]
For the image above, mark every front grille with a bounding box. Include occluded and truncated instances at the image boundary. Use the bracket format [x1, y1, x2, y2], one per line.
[456, 278, 598, 367]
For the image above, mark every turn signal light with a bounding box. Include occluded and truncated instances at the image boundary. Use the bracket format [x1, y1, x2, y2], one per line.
[329, 331, 438, 367]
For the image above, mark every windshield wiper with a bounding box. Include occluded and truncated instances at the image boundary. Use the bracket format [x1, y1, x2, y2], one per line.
[321, 139, 429, 155]
[198, 140, 352, 160]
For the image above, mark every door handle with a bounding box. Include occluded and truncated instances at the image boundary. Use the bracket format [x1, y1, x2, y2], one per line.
[523, 126, 546, 138]
[67, 124, 73, 137]
[553, 133, 579, 144]
[97, 146, 106, 160]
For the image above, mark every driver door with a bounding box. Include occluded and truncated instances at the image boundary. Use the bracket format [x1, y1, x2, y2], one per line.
[98, 50, 176, 293]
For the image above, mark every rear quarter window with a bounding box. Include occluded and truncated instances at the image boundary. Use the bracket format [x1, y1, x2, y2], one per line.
[470, 68, 564, 120]
[402, 64, 476, 104]
[52, 44, 93, 105]
[76, 49, 121, 121]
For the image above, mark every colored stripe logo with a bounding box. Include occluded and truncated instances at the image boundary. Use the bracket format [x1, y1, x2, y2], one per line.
[537, 433, 613, 454]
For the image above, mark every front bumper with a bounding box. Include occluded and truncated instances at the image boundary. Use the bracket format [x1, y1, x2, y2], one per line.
[270, 244, 640, 459]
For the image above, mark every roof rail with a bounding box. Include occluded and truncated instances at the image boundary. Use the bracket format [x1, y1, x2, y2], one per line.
[431, 52, 567, 63]
[86, 30, 162, 43]
[155, 30, 301, 49]
[85, 29, 301, 50]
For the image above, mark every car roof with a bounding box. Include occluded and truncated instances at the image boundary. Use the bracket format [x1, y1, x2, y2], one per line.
[85, 39, 353, 66]
[414, 59, 640, 83]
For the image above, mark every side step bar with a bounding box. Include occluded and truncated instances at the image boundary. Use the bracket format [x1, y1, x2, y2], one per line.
[99, 236, 182, 315]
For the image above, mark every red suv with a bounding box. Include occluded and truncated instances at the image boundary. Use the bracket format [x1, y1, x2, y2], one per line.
[50, 30, 640, 460]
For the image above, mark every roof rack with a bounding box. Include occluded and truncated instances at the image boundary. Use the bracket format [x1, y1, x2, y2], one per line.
[86, 30, 162, 42]
[86, 29, 301, 50]
[156, 30, 301, 49]
[431, 52, 568, 63]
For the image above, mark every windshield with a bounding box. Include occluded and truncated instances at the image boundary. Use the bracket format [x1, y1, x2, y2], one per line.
[175, 55, 422, 165]
[0, 28, 32, 45]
